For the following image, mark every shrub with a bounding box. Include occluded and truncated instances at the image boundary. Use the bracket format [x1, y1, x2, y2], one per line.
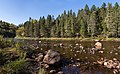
[0, 35, 14, 48]
[0, 59, 31, 74]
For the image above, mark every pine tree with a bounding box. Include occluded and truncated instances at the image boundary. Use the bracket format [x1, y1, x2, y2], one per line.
[88, 6, 98, 37]
[32, 20, 38, 37]
[112, 2, 120, 37]
[80, 19, 87, 37]
[29, 17, 34, 37]
[118, 7, 120, 37]
[100, 2, 107, 36]
[60, 14, 64, 37]
[76, 9, 84, 37]
[83, 4, 90, 36]
[71, 12, 76, 37]
[24, 21, 29, 37]
[55, 16, 60, 37]
[39, 16, 46, 37]
[45, 15, 52, 37]
[105, 3, 113, 37]
[50, 16, 56, 37]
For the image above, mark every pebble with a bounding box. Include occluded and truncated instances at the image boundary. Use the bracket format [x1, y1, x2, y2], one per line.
[76, 51, 80, 53]
[44, 64, 49, 69]
[76, 43, 79, 46]
[50, 70, 56, 74]
[99, 51, 104, 53]
[76, 58, 80, 61]
[39, 41, 41, 43]
[115, 53, 118, 55]
[57, 71, 64, 74]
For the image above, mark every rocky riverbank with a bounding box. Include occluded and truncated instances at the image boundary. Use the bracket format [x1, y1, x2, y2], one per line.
[1, 38, 120, 74]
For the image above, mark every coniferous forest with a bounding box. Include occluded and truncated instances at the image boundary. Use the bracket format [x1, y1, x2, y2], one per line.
[16, 2, 120, 38]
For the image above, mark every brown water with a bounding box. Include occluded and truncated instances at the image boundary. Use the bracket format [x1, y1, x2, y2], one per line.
[15, 39, 120, 74]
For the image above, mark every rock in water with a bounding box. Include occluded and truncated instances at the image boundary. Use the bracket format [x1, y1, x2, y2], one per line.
[95, 42, 102, 50]
[43, 50, 60, 64]
[35, 53, 44, 62]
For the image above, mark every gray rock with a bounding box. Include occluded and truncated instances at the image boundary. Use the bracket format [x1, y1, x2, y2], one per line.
[43, 50, 60, 64]
[95, 42, 102, 50]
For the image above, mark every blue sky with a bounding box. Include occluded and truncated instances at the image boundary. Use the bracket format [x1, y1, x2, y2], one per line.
[0, 0, 120, 25]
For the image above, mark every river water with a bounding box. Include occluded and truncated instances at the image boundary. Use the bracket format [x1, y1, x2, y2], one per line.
[15, 39, 120, 74]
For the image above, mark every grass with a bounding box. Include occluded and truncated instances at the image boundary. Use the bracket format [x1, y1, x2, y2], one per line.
[15, 37, 120, 41]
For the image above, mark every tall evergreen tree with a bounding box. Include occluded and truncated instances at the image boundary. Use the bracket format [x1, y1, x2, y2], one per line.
[39, 16, 46, 37]
[80, 19, 87, 37]
[105, 3, 113, 37]
[45, 15, 52, 37]
[50, 16, 56, 37]
[88, 10, 98, 37]
[100, 3, 107, 36]
[29, 17, 34, 37]
[55, 15, 61, 37]
[24, 21, 29, 37]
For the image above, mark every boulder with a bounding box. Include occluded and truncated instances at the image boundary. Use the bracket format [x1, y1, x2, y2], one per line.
[95, 42, 102, 50]
[43, 50, 60, 64]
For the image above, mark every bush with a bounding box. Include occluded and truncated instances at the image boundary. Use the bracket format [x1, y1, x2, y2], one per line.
[1, 59, 31, 74]
[0, 35, 14, 49]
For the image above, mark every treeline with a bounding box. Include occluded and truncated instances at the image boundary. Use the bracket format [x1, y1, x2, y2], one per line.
[17, 2, 120, 38]
[0, 20, 16, 37]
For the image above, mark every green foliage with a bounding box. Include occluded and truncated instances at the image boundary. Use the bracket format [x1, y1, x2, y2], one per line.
[0, 21, 16, 38]
[0, 50, 12, 65]
[0, 47, 31, 74]
[80, 19, 86, 37]
[16, 26, 25, 37]
[0, 35, 14, 48]
[1, 59, 30, 74]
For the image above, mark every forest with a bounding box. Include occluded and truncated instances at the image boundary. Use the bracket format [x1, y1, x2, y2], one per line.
[0, 20, 16, 38]
[16, 2, 120, 38]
